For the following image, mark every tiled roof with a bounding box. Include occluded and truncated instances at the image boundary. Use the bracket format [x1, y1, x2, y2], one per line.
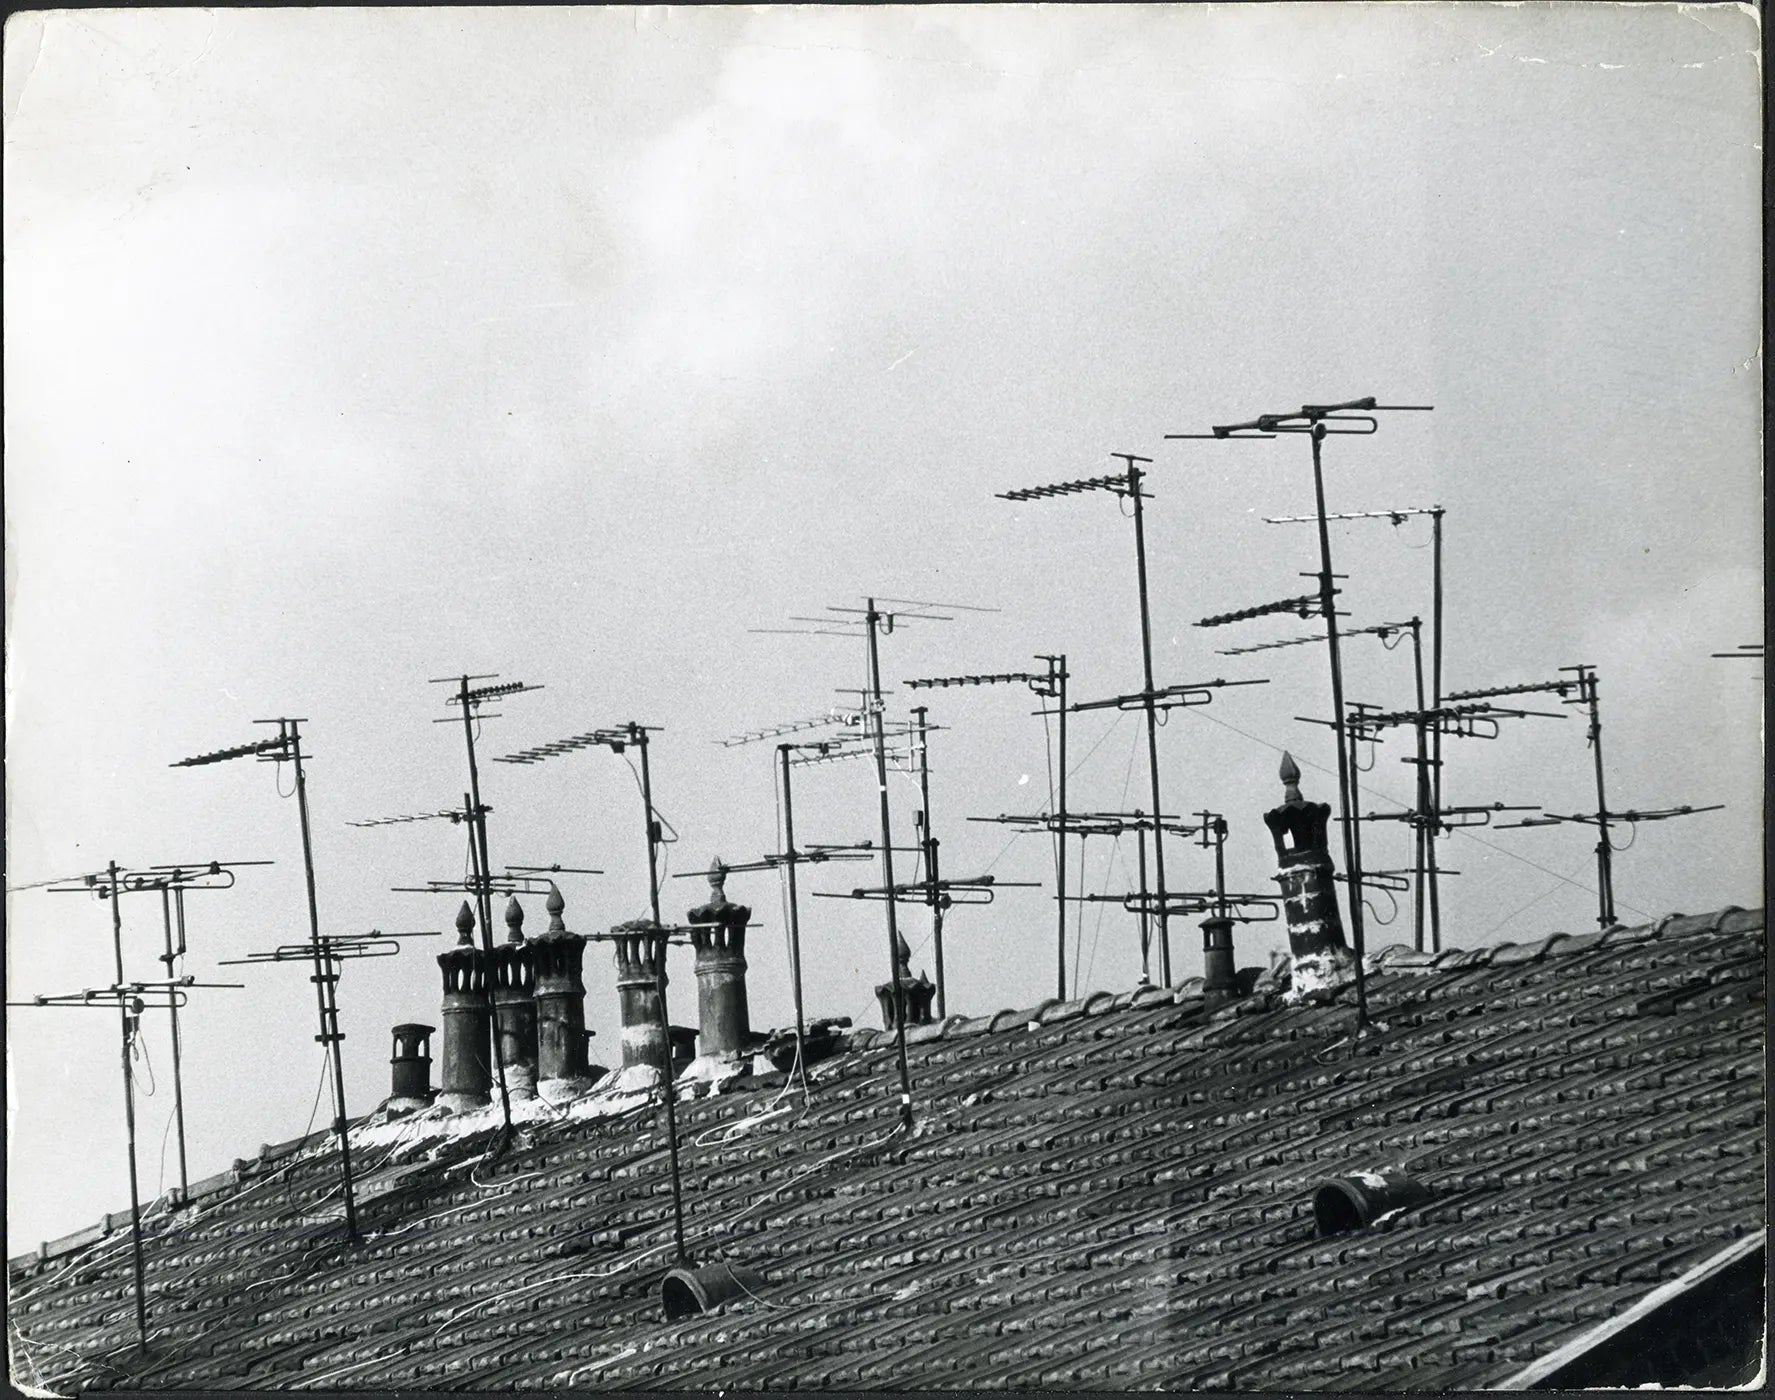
[7, 906, 1765, 1392]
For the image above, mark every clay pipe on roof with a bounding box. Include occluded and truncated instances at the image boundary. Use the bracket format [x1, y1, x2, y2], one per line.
[488, 897, 538, 1100]
[1262, 753, 1358, 1000]
[612, 920, 672, 1079]
[437, 901, 492, 1112]
[686, 859, 752, 1059]
[388, 1023, 435, 1115]
[533, 883, 597, 1100]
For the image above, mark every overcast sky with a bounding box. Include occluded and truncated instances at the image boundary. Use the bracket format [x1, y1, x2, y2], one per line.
[5, 4, 1762, 1251]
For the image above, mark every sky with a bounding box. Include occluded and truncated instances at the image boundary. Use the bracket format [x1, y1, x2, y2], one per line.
[4, 4, 1762, 1252]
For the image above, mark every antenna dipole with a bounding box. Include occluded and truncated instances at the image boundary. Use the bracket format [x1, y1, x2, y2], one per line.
[1174, 398, 1434, 1026]
[173, 716, 372, 1235]
[908, 654, 1071, 998]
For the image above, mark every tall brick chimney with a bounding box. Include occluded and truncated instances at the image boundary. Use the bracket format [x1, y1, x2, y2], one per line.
[1263, 752, 1357, 998]
[612, 919, 671, 1080]
[876, 929, 936, 1030]
[686, 859, 751, 1059]
[490, 897, 538, 1100]
[533, 882, 596, 1100]
[438, 901, 492, 1111]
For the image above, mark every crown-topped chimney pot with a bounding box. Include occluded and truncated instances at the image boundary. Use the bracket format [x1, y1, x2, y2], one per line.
[687, 858, 753, 1060]
[490, 896, 538, 1099]
[534, 883, 598, 1099]
[438, 903, 491, 1111]
[876, 929, 936, 1030]
[612, 919, 671, 1079]
[1263, 752, 1356, 999]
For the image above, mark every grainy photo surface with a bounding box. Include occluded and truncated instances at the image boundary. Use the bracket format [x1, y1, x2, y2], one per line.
[4, 3, 1764, 1392]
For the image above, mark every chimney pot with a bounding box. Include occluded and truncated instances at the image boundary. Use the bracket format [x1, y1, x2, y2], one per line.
[534, 883, 596, 1097]
[389, 1022, 436, 1112]
[437, 913, 491, 1111]
[490, 897, 538, 1099]
[687, 858, 752, 1059]
[612, 919, 671, 1079]
[876, 929, 937, 1030]
[1263, 756, 1356, 999]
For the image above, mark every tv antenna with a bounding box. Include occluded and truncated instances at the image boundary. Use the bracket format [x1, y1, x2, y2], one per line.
[999, 454, 1272, 984]
[749, 597, 992, 1130]
[1173, 397, 1433, 1025]
[40, 861, 263, 1200]
[173, 716, 386, 1229]
[1259, 505, 1449, 860]
[1227, 619, 1444, 950]
[1453, 666, 1724, 929]
[704, 724, 876, 1084]
[13, 861, 244, 1353]
[216, 925, 439, 1234]
[909, 654, 1073, 998]
[492, 718, 691, 1258]
[717, 709, 862, 747]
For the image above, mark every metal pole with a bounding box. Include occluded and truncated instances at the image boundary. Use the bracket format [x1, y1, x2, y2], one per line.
[1053, 656, 1069, 1002]
[912, 706, 946, 1020]
[108, 862, 150, 1352]
[1428, 508, 1445, 952]
[1308, 426, 1368, 1024]
[1580, 668, 1615, 929]
[778, 744, 808, 1083]
[1134, 810, 1150, 982]
[1127, 462, 1172, 983]
[156, 884, 190, 1199]
[1211, 816, 1229, 919]
[866, 601, 916, 1130]
[634, 727, 687, 1265]
[1408, 620, 1429, 954]
[287, 722, 360, 1241]
[455, 682, 513, 1138]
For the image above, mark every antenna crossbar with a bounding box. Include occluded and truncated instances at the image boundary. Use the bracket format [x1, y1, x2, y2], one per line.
[1197, 594, 1335, 628]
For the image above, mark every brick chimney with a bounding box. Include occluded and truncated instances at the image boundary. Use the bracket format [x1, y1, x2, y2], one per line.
[612, 919, 671, 1079]
[875, 929, 936, 1030]
[1262, 752, 1357, 998]
[686, 859, 751, 1059]
[388, 1023, 435, 1115]
[438, 901, 492, 1111]
[489, 896, 538, 1100]
[533, 882, 597, 1100]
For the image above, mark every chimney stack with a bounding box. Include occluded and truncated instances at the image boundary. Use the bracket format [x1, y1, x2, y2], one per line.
[489, 896, 538, 1100]
[612, 919, 671, 1080]
[438, 901, 492, 1111]
[1262, 753, 1357, 998]
[686, 859, 752, 1059]
[1201, 916, 1237, 1004]
[875, 930, 937, 1030]
[533, 883, 597, 1100]
[388, 1023, 435, 1115]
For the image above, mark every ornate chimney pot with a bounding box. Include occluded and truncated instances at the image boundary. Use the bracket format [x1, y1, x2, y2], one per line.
[490, 897, 538, 1099]
[534, 883, 597, 1098]
[438, 902, 491, 1111]
[612, 919, 671, 1078]
[687, 858, 752, 1058]
[875, 929, 936, 1030]
[1263, 753, 1356, 1000]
